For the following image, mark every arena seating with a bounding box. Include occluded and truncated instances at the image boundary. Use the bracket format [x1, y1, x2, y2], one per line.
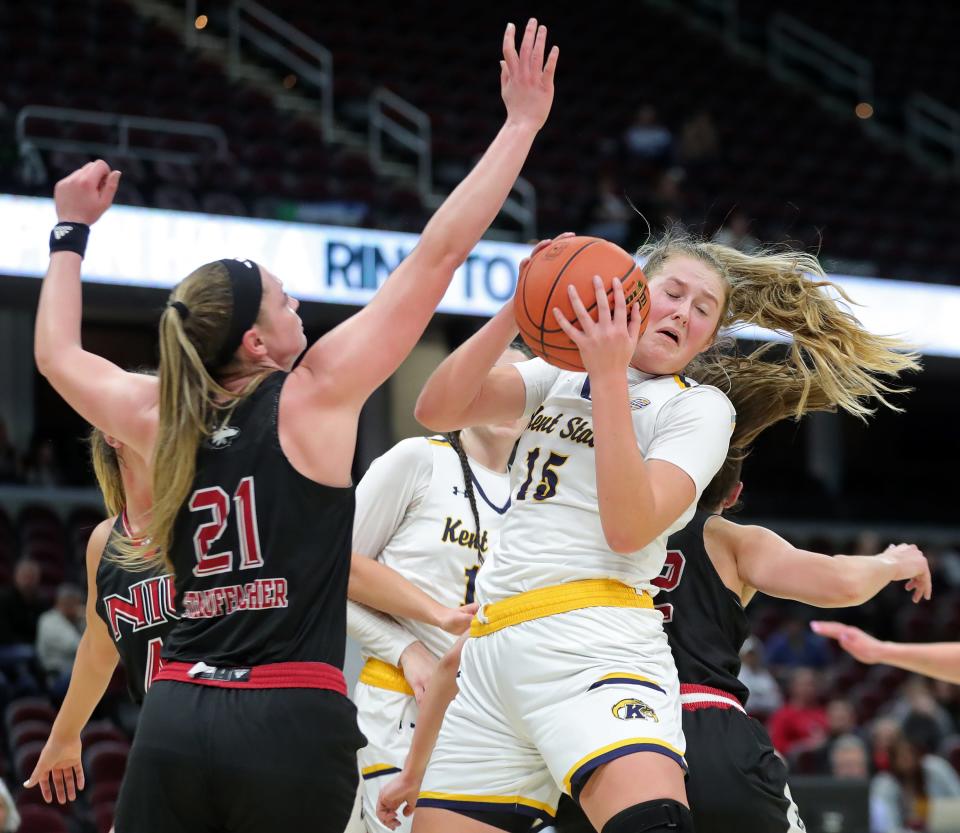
[737, 1, 960, 110]
[0, 0, 430, 233]
[185, 0, 960, 281]
[2, 0, 959, 281]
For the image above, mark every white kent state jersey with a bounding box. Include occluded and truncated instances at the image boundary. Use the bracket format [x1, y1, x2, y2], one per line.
[477, 359, 735, 605]
[352, 436, 511, 659]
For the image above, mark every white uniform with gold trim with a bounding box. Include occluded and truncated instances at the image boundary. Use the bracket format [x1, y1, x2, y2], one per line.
[420, 360, 735, 825]
[348, 435, 511, 833]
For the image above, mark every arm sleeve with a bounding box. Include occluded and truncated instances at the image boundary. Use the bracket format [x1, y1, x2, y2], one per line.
[352, 437, 434, 559]
[514, 357, 563, 419]
[346, 601, 419, 667]
[646, 386, 735, 496]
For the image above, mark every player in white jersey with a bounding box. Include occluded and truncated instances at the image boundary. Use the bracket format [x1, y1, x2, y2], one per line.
[350, 343, 531, 833]
[411, 229, 918, 833]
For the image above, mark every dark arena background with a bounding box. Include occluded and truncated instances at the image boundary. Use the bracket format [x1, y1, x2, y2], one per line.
[1, 2, 959, 832]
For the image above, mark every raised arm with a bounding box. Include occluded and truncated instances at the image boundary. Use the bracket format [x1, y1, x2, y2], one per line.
[24, 519, 120, 804]
[34, 161, 157, 456]
[414, 235, 571, 432]
[811, 622, 960, 685]
[377, 635, 466, 829]
[727, 523, 931, 607]
[294, 19, 558, 409]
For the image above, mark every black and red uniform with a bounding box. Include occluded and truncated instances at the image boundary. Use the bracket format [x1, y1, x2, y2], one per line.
[555, 511, 804, 833]
[115, 372, 365, 833]
[94, 513, 177, 703]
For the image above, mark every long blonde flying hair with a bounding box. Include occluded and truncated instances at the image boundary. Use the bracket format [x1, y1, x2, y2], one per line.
[637, 228, 920, 447]
[112, 262, 267, 574]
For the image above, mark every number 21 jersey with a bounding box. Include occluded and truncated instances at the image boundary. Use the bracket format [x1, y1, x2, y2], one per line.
[162, 371, 356, 668]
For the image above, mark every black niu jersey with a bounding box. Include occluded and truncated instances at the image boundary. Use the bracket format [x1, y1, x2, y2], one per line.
[162, 371, 355, 668]
[655, 510, 750, 705]
[95, 515, 177, 703]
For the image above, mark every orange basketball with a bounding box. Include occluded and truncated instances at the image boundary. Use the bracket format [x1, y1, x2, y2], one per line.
[514, 236, 650, 371]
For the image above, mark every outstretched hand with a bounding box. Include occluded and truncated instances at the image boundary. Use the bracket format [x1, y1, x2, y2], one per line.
[54, 159, 121, 225]
[810, 621, 887, 665]
[500, 18, 559, 131]
[23, 734, 85, 804]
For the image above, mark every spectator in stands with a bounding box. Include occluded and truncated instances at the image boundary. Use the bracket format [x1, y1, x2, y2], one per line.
[888, 676, 955, 754]
[713, 208, 761, 254]
[831, 734, 870, 779]
[23, 439, 64, 487]
[0, 778, 20, 832]
[737, 635, 783, 718]
[932, 679, 960, 727]
[0, 559, 44, 696]
[678, 109, 720, 171]
[622, 104, 673, 167]
[870, 735, 960, 833]
[36, 583, 84, 696]
[0, 559, 44, 644]
[580, 174, 632, 247]
[814, 698, 866, 772]
[870, 717, 905, 774]
[765, 615, 830, 669]
[769, 667, 829, 755]
[0, 419, 23, 483]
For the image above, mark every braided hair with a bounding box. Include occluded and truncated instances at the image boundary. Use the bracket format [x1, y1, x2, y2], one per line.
[444, 430, 484, 563]
[442, 338, 532, 565]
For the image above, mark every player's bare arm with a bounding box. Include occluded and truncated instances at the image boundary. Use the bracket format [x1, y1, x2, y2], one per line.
[723, 521, 931, 607]
[289, 20, 558, 414]
[25, 519, 120, 804]
[415, 236, 573, 431]
[377, 635, 466, 830]
[34, 161, 158, 458]
[348, 554, 477, 635]
[811, 622, 960, 684]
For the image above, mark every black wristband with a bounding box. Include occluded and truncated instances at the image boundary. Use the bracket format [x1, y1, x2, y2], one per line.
[49, 222, 90, 258]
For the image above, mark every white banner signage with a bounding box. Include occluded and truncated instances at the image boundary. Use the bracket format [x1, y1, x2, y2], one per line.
[3, 194, 959, 357]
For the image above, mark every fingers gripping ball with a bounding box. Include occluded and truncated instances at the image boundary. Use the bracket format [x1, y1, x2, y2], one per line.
[515, 236, 650, 370]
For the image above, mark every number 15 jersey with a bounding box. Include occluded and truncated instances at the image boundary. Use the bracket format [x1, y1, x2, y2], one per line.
[477, 359, 735, 606]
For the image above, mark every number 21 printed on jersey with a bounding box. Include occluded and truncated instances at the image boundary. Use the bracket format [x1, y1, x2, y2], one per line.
[188, 476, 264, 577]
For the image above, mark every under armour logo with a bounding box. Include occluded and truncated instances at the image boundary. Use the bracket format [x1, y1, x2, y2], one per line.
[53, 224, 73, 239]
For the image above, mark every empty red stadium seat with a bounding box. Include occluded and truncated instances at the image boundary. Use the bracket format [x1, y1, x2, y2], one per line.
[84, 742, 130, 785]
[11, 720, 52, 750]
[16, 805, 70, 833]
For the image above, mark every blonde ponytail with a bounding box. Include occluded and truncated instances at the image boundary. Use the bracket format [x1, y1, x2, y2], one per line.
[111, 262, 265, 574]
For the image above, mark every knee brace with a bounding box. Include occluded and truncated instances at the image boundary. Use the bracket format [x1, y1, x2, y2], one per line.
[601, 799, 694, 833]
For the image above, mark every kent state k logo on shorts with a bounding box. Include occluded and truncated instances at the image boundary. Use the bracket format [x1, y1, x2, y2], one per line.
[611, 698, 659, 722]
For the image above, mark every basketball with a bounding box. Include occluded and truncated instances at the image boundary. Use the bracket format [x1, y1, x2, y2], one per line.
[514, 236, 650, 371]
